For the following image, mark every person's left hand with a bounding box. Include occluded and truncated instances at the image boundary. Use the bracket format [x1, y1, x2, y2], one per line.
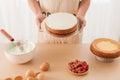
[76, 14, 86, 32]
[76, 14, 86, 27]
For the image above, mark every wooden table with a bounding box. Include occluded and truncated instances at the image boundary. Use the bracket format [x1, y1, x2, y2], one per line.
[0, 43, 120, 80]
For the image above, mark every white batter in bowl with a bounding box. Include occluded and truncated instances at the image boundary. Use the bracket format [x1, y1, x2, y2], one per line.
[4, 40, 36, 64]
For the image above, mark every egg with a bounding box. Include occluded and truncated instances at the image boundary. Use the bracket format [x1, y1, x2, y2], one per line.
[40, 62, 50, 71]
[36, 73, 45, 80]
[26, 76, 37, 80]
[14, 76, 23, 80]
[35, 71, 43, 77]
[25, 70, 35, 78]
[5, 78, 12, 80]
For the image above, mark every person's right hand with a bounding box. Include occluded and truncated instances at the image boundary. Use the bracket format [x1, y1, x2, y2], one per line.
[36, 14, 46, 32]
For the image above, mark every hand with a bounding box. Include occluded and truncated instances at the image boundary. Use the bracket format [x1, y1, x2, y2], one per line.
[36, 14, 46, 32]
[76, 14, 86, 27]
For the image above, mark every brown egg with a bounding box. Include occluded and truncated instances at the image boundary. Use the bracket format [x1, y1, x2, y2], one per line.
[40, 62, 50, 71]
[14, 76, 23, 80]
[26, 76, 37, 80]
[35, 71, 43, 77]
[5, 77, 12, 80]
[36, 73, 45, 80]
[25, 70, 35, 78]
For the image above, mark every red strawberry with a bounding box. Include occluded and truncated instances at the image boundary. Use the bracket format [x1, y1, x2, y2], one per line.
[68, 60, 89, 75]
[81, 61, 88, 69]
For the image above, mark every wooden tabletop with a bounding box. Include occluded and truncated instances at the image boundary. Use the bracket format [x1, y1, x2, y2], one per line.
[0, 43, 120, 80]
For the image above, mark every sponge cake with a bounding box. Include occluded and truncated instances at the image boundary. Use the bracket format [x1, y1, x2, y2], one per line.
[90, 38, 120, 62]
[45, 12, 78, 35]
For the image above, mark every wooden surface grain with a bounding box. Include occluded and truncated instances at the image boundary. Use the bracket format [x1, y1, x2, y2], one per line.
[0, 43, 120, 80]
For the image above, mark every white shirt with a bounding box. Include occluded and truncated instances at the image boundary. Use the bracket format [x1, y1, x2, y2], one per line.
[37, 0, 83, 44]
[38, 0, 82, 14]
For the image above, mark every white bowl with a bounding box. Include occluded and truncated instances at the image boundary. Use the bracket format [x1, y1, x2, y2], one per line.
[4, 41, 36, 64]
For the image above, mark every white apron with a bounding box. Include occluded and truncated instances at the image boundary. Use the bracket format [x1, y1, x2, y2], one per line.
[37, 0, 83, 44]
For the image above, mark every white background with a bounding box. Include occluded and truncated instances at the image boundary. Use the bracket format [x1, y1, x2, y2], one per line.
[0, 0, 120, 43]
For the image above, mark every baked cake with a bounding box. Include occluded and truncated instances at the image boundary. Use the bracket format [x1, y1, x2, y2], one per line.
[90, 38, 120, 62]
[45, 12, 78, 35]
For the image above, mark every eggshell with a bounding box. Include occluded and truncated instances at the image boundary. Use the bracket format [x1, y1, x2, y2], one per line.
[36, 73, 45, 80]
[40, 62, 50, 71]
[26, 76, 37, 80]
[5, 78, 12, 80]
[25, 70, 35, 78]
[14, 76, 23, 80]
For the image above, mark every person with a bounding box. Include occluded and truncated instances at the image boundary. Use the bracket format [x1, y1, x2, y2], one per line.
[28, 0, 90, 44]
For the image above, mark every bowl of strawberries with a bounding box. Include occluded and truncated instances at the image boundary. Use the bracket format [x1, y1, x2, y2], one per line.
[68, 59, 89, 76]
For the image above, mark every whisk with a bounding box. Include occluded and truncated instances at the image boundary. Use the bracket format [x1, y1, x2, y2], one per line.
[0, 29, 24, 51]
